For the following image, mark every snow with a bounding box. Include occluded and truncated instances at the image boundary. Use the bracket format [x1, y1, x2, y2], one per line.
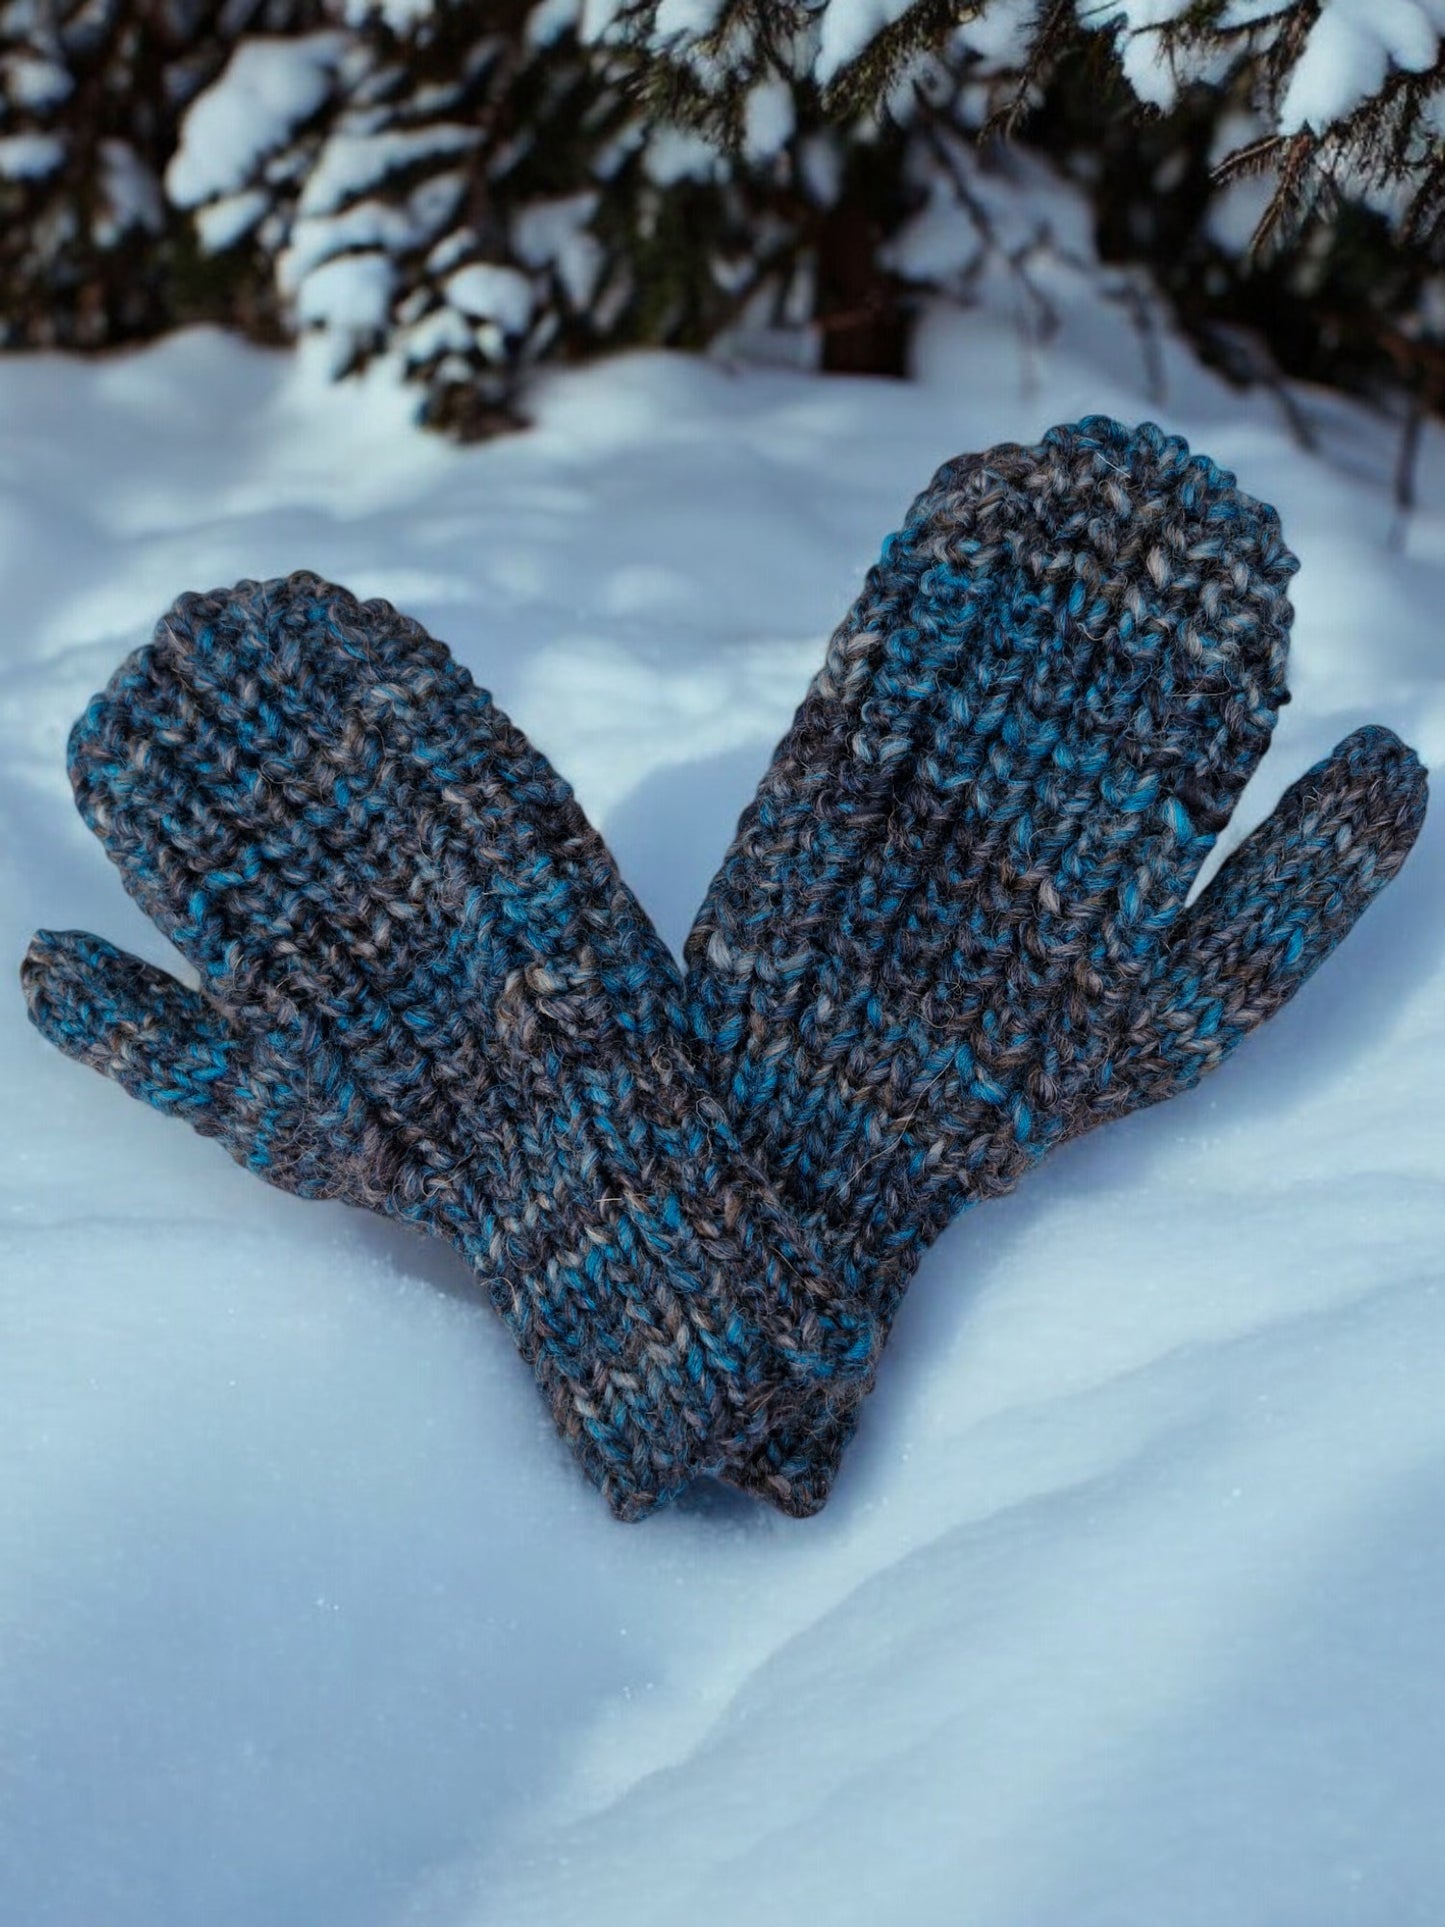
[444, 262, 535, 333]
[641, 124, 726, 185]
[166, 34, 345, 210]
[282, 198, 435, 295]
[401, 306, 476, 364]
[579, 0, 629, 40]
[796, 129, 844, 206]
[525, 0, 584, 45]
[955, 0, 1042, 65]
[512, 194, 603, 309]
[653, 0, 727, 40]
[742, 77, 796, 163]
[3, 266, 1445, 1924]
[884, 175, 987, 281]
[816, 0, 920, 86]
[95, 140, 164, 246]
[1118, 27, 1183, 109]
[783, 0, 1445, 135]
[0, 128, 63, 178]
[340, 0, 434, 29]
[3, 52, 72, 109]
[1278, 0, 1445, 133]
[1206, 172, 1278, 255]
[297, 125, 480, 221]
[196, 188, 274, 255]
[294, 250, 396, 333]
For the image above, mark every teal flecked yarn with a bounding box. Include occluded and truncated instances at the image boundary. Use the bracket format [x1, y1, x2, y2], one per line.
[19, 419, 1429, 1521]
[685, 417, 1428, 1513]
[21, 573, 879, 1520]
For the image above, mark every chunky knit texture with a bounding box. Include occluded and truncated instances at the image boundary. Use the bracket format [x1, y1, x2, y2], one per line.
[684, 418, 1429, 1514]
[21, 574, 878, 1520]
[20, 425, 1428, 1524]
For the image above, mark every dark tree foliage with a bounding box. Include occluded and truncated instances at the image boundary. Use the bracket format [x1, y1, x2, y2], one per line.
[1, 0, 1440, 430]
[0, 0, 319, 348]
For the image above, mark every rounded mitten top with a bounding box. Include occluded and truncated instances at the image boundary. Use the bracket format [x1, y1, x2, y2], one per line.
[690, 422, 1300, 1161]
[907, 418, 1294, 816]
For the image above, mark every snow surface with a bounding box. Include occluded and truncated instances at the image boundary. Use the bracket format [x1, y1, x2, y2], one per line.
[2, 275, 1444, 1926]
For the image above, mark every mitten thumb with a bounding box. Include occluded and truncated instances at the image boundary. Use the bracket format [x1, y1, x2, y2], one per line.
[22, 931, 381, 1205]
[1088, 725, 1428, 1126]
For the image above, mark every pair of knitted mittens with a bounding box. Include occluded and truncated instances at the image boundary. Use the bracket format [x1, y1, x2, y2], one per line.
[24, 419, 1428, 1519]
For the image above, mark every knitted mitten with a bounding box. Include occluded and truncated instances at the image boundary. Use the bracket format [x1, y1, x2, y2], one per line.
[685, 418, 1428, 1514]
[20, 574, 877, 1520]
